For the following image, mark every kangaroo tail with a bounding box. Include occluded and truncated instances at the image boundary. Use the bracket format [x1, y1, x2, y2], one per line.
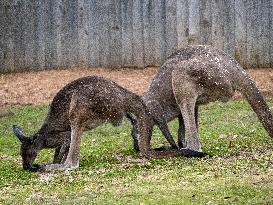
[235, 71, 273, 138]
[141, 147, 206, 159]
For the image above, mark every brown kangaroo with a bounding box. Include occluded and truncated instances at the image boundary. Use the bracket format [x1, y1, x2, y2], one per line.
[13, 76, 205, 172]
[129, 45, 273, 152]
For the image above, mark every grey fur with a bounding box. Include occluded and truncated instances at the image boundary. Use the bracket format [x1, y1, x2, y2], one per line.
[13, 76, 205, 172]
[133, 45, 273, 151]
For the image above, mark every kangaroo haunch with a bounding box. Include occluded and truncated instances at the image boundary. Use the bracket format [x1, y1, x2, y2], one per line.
[13, 76, 205, 172]
[129, 45, 273, 152]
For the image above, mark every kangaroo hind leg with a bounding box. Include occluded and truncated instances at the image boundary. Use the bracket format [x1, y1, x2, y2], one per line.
[172, 72, 202, 152]
[63, 123, 84, 170]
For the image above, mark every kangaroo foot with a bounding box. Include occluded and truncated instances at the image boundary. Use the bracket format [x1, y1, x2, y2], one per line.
[179, 148, 207, 158]
[39, 163, 63, 172]
[186, 138, 202, 152]
[62, 161, 79, 171]
[40, 161, 79, 172]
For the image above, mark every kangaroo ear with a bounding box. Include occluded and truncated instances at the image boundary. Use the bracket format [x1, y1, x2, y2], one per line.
[126, 113, 137, 125]
[12, 125, 27, 143]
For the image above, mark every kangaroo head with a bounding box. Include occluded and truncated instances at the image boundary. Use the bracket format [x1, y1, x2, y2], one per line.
[12, 125, 42, 172]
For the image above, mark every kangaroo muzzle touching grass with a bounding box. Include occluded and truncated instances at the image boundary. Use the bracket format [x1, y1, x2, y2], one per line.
[13, 76, 205, 172]
[129, 45, 273, 152]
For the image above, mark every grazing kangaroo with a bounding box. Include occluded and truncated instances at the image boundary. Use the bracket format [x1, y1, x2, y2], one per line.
[129, 45, 273, 152]
[13, 76, 205, 172]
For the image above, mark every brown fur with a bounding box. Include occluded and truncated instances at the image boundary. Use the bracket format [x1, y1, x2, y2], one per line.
[13, 76, 205, 172]
[134, 45, 273, 151]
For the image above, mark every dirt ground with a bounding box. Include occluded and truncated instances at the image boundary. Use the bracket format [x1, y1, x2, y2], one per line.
[1, 67, 273, 107]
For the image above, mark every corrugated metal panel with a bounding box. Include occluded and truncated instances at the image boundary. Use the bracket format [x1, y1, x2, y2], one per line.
[0, 0, 272, 73]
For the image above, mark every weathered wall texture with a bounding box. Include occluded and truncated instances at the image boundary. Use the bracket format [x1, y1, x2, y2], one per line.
[0, 0, 272, 73]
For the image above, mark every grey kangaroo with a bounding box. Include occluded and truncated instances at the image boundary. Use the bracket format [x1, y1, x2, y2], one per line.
[129, 45, 273, 152]
[13, 76, 205, 172]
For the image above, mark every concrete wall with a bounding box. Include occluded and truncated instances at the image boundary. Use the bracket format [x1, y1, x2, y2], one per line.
[0, 0, 272, 73]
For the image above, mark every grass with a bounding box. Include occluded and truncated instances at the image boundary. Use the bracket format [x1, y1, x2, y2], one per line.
[0, 100, 273, 204]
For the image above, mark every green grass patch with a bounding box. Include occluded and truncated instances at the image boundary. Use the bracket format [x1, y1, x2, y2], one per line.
[0, 100, 272, 204]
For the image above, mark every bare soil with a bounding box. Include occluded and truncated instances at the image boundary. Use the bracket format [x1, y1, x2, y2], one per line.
[1, 67, 273, 107]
